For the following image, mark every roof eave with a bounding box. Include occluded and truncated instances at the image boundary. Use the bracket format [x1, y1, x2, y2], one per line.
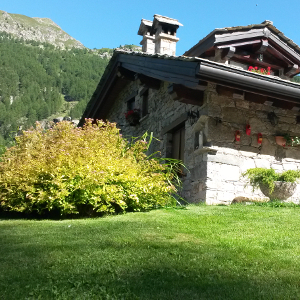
[79, 52, 121, 126]
[184, 23, 300, 59]
[197, 60, 300, 102]
[80, 52, 300, 126]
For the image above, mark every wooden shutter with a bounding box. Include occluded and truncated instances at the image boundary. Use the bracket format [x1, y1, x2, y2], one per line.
[172, 126, 185, 162]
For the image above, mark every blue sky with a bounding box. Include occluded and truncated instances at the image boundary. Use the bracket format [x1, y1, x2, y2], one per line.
[1, 0, 299, 55]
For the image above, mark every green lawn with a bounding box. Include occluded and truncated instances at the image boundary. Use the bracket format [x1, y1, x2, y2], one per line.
[1, 204, 300, 299]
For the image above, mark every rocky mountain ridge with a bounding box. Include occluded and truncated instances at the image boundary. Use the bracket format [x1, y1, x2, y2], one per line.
[0, 10, 84, 49]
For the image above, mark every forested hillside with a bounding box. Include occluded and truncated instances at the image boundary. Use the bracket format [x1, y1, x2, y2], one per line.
[0, 32, 110, 145]
[292, 76, 300, 83]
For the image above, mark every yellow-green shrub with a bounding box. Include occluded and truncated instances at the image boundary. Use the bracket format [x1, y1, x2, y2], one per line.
[0, 120, 180, 216]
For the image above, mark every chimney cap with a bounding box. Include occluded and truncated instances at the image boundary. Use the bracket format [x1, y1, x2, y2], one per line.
[261, 20, 273, 25]
[138, 19, 153, 36]
[153, 14, 183, 28]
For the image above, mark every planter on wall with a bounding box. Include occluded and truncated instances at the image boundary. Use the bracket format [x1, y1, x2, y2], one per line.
[259, 181, 297, 201]
[275, 136, 286, 146]
[126, 112, 140, 126]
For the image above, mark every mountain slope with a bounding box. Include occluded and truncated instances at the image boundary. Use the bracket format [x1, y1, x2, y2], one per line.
[0, 10, 84, 49]
[0, 32, 109, 146]
[0, 11, 142, 149]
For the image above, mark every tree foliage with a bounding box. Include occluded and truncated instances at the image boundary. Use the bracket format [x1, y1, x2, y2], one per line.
[291, 76, 300, 83]
[0, 120, 180, 217]
[0, 32, 110, 144]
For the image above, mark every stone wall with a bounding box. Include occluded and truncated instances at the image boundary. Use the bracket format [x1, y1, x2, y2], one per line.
[107, 80, 193, 150]
[106, 79, 300, 205]
[202, 83, 300, 204]
[106, 80, 202, 201]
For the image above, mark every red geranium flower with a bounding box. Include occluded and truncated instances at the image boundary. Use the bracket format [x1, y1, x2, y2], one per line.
[125, 109, 140, 119]
[125, 110, 134, 118]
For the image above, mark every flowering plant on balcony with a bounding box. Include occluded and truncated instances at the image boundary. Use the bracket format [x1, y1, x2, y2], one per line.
[248, 66, 271, 75]
[283, 134, 300, 147]
[125, 109, 140, 126]
[275, 134, 300, 147]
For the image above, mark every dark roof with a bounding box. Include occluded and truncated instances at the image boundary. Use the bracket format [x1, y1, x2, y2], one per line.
[80, 49, 300, 126]
[184, 21, 300, 58]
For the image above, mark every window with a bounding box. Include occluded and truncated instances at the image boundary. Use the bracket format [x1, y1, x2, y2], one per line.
[127, 97, 135, 111]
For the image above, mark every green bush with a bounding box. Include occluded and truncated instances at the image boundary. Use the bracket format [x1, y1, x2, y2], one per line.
[0, 120, 181, 216]
[242, 168, 300, 193]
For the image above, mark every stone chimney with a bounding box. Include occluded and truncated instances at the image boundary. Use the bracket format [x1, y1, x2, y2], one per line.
[138, 15, 182, 56]
[138, 19, 155, 54]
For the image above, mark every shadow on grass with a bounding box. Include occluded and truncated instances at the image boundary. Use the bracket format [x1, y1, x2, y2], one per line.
[0, 205, 167, 221]
[0, 207, 63, 220]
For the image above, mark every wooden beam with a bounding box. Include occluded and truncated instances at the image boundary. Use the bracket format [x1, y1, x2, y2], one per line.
[124, 91, 138, 102]
[215, 28, 266, 44]
[191, 81, 207, 91]
[84, 62, 121, 120]
[244, 92, 268, 104]
[168, 84, 204, 106]
[232, 54, 283, 70]
[223, 46, 235, 61]
[216, 85, 233, 97]
[285, 64, 300, 77]
[256, 39, 268, 53]
[216, 86, 244, 99]
[197, 61, 300, 104]
[162, 113, 188, 135]
[215, 47, 235, 63]
[117, 66, 136, 81]
[268, 44, 296, 66]
[119, 54, 198, 77]
[217, 39, 261, 49]
[184, 34, 215, 57]
[268, 32, 300, 64]
[244, 92, 298, 109]
[93, 77, 130, 120]
[135, 73, 161, 90]
[269, 98, 296, 110]
[118, 66, 162, 89]
[139, 87, 148, 96]
[186, 28, 300, 63]
[122, 62, 199, 87]
[224, 39, 297, 69]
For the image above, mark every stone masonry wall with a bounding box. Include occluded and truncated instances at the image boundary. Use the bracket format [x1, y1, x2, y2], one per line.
[106, 79, 206, 202]
[202, 83, 300, 204]
[106, 79, 300, 205]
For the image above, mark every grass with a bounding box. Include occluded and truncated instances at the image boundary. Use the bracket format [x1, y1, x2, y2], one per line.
[1, 204, 300, 299]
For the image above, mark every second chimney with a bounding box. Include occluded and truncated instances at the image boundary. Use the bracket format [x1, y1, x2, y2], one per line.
[138, 15, 182, 56]
[138, 19, 155, 54]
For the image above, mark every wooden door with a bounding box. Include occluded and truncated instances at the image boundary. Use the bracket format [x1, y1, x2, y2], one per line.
[172, 126, 185, 163]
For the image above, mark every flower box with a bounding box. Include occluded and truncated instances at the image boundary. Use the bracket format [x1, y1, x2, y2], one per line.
[248, 66, 271, 75]
[125, 109, 140, 126]
[275, 136, 286, 146]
